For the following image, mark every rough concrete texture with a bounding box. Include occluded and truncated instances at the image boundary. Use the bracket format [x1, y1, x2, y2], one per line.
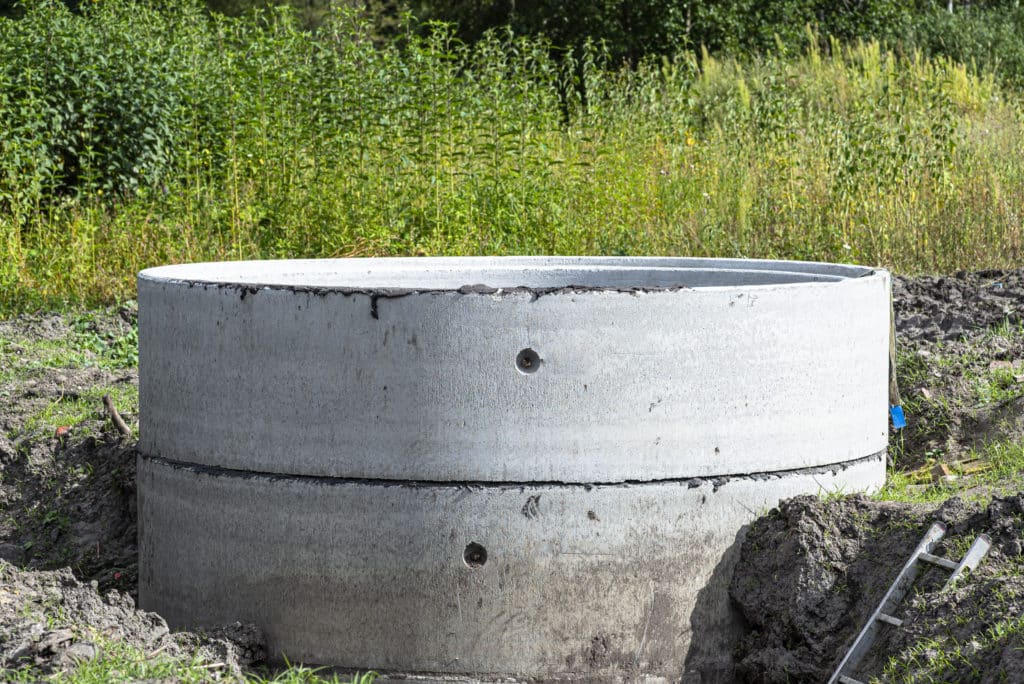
[136, 257, 890, 680]
[138, 257, 890, 482]
[138, 452, 884, 681]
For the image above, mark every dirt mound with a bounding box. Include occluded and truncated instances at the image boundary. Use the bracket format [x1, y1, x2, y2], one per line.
[0, 426, 268, 680]
[0, 426, 137, 594]
[0, 559, 264, 678]
[894, 270, 1024, 344]
[0, 307, 267, 680]
[0, 428, 268, 679]
[731, 494, 1024, 682]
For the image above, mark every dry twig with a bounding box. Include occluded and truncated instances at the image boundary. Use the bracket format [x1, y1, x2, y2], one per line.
[102, 394, 131, 436]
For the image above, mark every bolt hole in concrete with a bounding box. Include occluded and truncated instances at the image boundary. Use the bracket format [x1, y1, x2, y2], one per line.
[516, 347, 541, 374]
[463, 542, 488, 568]
[136, 256, 891, 681]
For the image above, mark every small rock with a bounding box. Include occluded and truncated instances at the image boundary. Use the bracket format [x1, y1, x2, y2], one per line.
[35, 629, 74, 653]
[62, 640, 97, 664]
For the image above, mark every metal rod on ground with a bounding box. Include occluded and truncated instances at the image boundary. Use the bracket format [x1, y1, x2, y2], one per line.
[945, 534, 993, 589]
[102, 394, 131, 436]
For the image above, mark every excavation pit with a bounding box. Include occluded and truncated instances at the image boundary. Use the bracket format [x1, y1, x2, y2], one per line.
[137, 256, 890, 681]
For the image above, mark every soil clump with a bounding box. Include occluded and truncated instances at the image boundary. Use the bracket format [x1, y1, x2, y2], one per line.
[0, 559, 264, 677]
[731, 494, 1024, 682]
[894, 270, 1024, 344]
[732, 270, 1024, 682]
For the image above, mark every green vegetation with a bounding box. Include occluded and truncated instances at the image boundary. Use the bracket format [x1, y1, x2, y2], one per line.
[3, 2, 1024, 313]
[3, 639, 377, 683]
[880, 319, 1024, 505]
[879, 616, 1024, 681]
[0, 306, 139, 439]
[3, 641, 226, 683]
[876, 587, 1024, 682]
[8, 5, 1024, 680]
[413, 1, 1024, 88]
[882, 439, 1024, 505]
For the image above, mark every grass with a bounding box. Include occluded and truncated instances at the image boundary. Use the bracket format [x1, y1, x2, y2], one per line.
[0, 306, 140, 440]
[876, 597, 1024, 683]
[2, 639, 378, 683]
[4, 4, 1024, 313]
[876, 316, 1024, 507]
[881, 439, 1024, 505]
[17, 382, 138, 440]
[0, 308, 137, 380]
[859, 329, 1024, 680]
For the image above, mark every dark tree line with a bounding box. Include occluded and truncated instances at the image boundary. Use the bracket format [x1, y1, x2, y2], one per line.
[5, 0, 1024, 81]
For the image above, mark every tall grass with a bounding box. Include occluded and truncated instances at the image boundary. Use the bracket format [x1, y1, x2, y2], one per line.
[2, 2, 1024, 312]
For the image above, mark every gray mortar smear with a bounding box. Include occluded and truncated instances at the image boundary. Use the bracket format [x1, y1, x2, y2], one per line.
[165, 276, 699, 297]
[140, 450, 885, 493]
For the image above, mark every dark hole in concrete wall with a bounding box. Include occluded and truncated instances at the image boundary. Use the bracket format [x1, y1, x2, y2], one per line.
[463, 542, 488, 568]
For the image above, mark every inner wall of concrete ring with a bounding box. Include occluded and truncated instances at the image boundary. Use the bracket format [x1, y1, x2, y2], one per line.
[138, 452, 883, 680]
[137, 264, 891, 483]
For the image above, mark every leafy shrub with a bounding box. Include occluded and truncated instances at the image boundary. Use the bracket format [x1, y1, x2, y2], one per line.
[911, 5, 1024, 88]
[0, 1, 212, 207]
[409, 0, 919, 64]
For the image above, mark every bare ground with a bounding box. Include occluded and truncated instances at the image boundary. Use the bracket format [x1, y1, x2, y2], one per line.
[0, 309, 264, 680]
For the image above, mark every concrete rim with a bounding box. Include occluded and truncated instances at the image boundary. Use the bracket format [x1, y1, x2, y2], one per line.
[139, 256, 878, 292]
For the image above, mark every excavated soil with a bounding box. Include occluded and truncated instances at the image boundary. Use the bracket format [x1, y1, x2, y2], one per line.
[893, 270, 1024, 343]
[0, 309, 264, 679]
[731, 494, 1024, 682]
[4, 269, 1024, 681]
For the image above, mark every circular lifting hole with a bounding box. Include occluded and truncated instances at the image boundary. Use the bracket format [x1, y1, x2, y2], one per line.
[463, 542, 487, 568]
[516, 348, 541, 374]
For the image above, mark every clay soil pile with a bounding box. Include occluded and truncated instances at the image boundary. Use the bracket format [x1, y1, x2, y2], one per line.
[732, 494, 1024, 682]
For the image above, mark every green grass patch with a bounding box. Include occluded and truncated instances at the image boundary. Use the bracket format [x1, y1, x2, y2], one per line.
[1, 639, 377, 683]
[878, 607, 1024, 683]
[0, 308, 138, 381]
[16, 382, 138, 441]
[881, 439, 1024, 506]
[0, 307, 139, 439]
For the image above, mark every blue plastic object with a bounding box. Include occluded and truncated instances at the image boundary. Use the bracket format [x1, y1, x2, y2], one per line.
[890, 405, 907, 429]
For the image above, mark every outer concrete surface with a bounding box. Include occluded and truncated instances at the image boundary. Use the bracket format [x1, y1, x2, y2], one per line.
[137, 256, 891, 680]
[138, 452, 884, 681]
[138, 257, 890, 483]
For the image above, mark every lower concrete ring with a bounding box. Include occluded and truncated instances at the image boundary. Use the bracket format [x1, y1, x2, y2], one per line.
[138, 450, 885, 680]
